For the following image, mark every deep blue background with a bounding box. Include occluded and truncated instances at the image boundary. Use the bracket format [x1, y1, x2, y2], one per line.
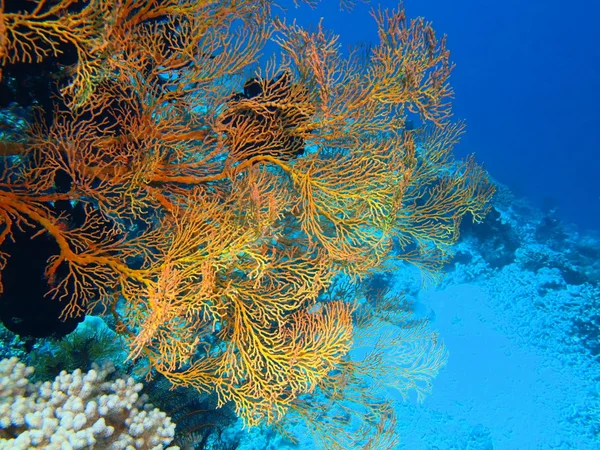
[281, 0, 600, 232]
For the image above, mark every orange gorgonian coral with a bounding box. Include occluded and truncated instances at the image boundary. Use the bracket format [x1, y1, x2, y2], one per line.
[0, 1, 494, 447]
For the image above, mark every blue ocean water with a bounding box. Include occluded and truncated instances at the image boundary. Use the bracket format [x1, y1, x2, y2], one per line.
[286, 0, 600, 234]
[267, 2, 600, 449]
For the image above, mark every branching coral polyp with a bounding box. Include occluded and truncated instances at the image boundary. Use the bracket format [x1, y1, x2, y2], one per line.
[0, 0, 494, 445]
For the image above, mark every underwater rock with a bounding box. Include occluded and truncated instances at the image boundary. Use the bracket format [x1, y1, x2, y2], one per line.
[459, 207, 520, 269]
[0, 171, 87, 339]
[0, 222, 85, 338]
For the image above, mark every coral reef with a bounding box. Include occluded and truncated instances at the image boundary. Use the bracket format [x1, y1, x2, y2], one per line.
[0, 0, 493, 445]
[27, 316, 125, 382]
[0, 357, 177, 449]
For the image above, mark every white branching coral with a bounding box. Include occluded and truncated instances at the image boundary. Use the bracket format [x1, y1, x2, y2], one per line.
[0, 357, 179, 450]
